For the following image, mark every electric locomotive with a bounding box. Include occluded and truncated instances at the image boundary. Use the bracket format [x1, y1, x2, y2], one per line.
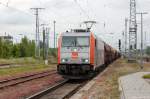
[57, 29, 120, 79]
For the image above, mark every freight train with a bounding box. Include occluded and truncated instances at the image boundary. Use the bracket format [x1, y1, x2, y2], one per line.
[57, 29, 120, 79]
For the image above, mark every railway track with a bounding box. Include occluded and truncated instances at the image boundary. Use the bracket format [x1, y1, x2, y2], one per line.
[0, 64, 11, 66]
[0, 64, 12, 68]
[26, 79, 88, 99]
[0, 70, 57, 89]
[0, 64, 42, 69]
[26, 65, 108, 99]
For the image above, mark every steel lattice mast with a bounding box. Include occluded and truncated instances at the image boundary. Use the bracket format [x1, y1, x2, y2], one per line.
[31, 8, 45, 58]
[129, 0, 137, 61]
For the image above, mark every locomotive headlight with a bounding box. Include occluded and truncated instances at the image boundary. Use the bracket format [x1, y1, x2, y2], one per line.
[61, 59, 68, 63]
[85, 59, 89, 63]
[62, 59, 66, 62]
[82, 59, 89, 63]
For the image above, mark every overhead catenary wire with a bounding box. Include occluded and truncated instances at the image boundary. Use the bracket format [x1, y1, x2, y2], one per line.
[6, 0, 11, 6]
[0, 1, 33, 16]
[0, 1, 48, 24]
[0, 1, 50, 36]
[85, 0, 97, 21]
[74, 0, 90, 20]
[37, 0, 82, 26]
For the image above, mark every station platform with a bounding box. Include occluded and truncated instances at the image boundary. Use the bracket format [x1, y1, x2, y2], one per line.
[119, 72, 150, 99]
[70, 59, 150, 99]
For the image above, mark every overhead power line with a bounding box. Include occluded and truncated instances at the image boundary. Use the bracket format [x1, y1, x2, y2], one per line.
[0, 1, 47, 24]
[74, 0, 90, 20]
[0, 1, 33, 16]
[7, 0, 11, 7]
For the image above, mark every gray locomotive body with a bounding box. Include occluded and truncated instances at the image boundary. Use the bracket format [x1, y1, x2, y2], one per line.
[57, 30, 120, 79]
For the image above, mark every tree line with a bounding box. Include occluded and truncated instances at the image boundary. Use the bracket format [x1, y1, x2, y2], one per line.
[146, 46, 150, 56]
[0, 37, 35, 58]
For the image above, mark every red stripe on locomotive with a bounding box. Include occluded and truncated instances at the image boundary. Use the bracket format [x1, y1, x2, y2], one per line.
[90, 33, 95, 65]
[57, 36, 62, 64]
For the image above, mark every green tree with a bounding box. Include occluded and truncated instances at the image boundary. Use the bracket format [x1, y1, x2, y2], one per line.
[0, 38, 2, 58]
[0, 36, 35, 58]
[19, 37, 28, 57]
[146, 46, 150, 55]
[12, 44, 20, 57]
[28, 40, 35, 57]
[19, 36, 35, 57]
[2, 40, 13, 58]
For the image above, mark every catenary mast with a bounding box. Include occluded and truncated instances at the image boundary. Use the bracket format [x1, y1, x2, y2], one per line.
[128, 0, 137, 61]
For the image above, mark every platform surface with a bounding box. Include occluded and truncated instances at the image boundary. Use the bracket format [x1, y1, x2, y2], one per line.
[119, 72, 150, 99]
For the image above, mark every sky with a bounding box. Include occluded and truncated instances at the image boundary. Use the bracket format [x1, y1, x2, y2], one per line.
[0, 0, 150, 49]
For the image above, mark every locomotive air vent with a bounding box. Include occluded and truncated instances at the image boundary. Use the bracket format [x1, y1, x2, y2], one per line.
[71, 29, 89, 33]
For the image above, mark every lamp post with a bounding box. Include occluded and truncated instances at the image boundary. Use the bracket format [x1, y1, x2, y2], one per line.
[136, 12, 148, 69]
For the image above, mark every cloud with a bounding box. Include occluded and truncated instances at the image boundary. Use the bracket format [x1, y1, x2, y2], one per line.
[0, 0, 150, 49]
[0, 9, 34, 25]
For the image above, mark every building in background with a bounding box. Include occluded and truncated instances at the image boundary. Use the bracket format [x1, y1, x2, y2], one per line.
[0, 35, 13, 42]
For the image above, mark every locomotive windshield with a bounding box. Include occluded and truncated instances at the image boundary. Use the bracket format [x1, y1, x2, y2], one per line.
[62, 37, 76, 47]
[62, 36, 89, 47]
[76, 37, 89, 47]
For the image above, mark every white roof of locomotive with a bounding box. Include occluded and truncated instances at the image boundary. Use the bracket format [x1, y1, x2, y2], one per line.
[61, 32, 91, 36]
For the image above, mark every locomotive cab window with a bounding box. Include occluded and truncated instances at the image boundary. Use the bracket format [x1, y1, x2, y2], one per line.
[76, 37, 89, 47]
[62, 36, 89, 47]
[62, 37, 76, 47]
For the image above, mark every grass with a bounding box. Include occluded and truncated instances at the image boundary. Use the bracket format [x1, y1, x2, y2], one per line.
[104, 59, 140, 98]
[0, 57, 57, 77]
[0, 64, 56, 77]
[88, 58, 150, 99]
[143, 74, 150, 79]
[0, 57, 44, 65]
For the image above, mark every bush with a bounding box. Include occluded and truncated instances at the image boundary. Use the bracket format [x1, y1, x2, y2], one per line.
[49, 48, 57, 57]
[0, 36, 35, 58]
[143, 74, 150, 79]
[146, 46, 150, 56]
